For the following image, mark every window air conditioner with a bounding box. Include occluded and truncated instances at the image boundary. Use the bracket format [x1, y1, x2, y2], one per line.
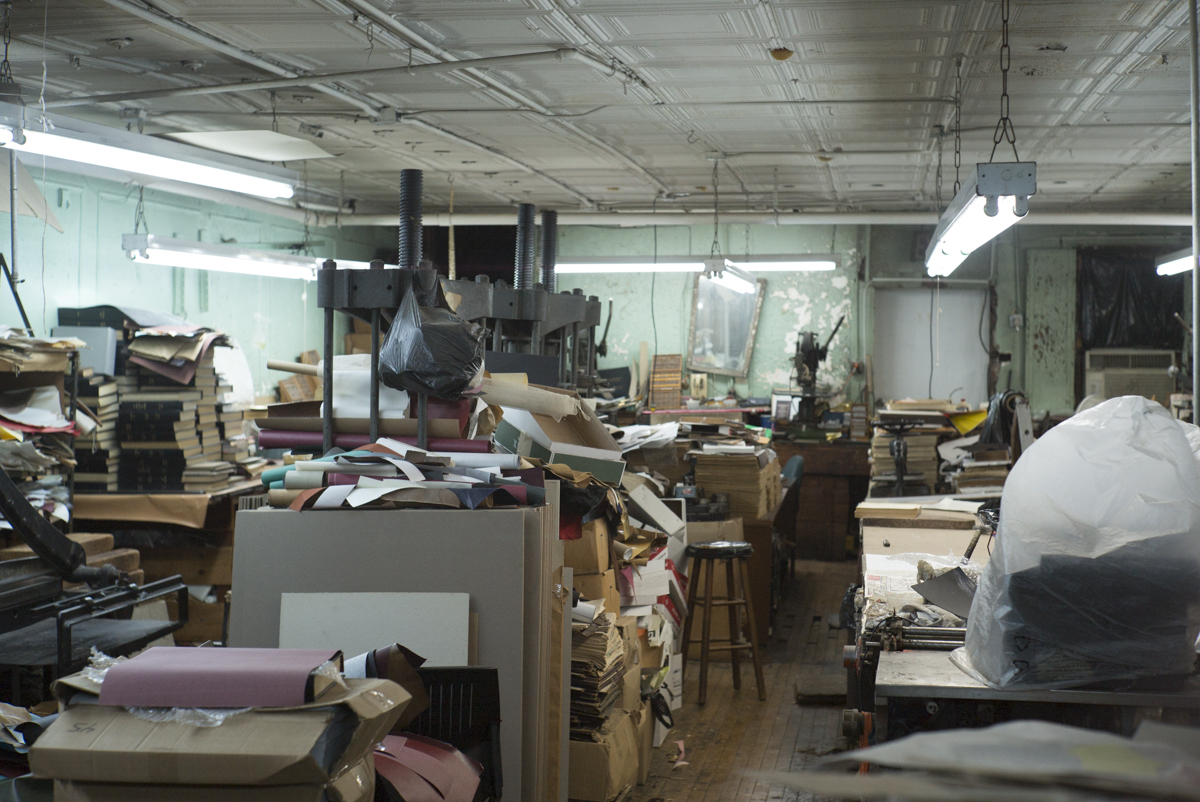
[1084, 349, 1177, 403]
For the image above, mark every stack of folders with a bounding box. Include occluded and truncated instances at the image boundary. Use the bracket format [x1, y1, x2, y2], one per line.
[569, 608, 625, 741]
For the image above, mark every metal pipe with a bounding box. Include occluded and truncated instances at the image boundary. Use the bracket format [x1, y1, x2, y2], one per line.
[369, 259, 384, 444]
[398, 169, 423, 268]
[45, 50, 577, 109]
[8, 150, 16, 285]
[541, 210, 558, 291]
[514, 203, 536, 289]
[321, 259, 336, 455]
[94, 0, 379, 116]
[318, 210, 1195, 228]
[1191, 0, 1199, 385]
[340, 0, 669, 195]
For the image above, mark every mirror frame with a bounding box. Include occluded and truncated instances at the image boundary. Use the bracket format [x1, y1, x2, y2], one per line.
[685, 272, 767, 379]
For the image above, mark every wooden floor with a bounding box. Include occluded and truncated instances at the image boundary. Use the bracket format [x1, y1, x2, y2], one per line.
[633, 559, 858, 802]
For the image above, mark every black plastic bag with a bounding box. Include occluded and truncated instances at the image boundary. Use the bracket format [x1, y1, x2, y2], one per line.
[379, 289, 486, 399]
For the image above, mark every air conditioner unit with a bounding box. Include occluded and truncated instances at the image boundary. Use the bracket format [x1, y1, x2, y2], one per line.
[1084, 349, 1177, 402]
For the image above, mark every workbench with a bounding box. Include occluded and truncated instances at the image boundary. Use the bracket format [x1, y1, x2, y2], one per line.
[848, 497, 1200, 740]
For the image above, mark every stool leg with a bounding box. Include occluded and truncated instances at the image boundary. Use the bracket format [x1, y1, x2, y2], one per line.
[725, 558, 742, 691]
[681, 553, 701, 684]
[740, 557, 767, 701]
[698, 557, 716, 706]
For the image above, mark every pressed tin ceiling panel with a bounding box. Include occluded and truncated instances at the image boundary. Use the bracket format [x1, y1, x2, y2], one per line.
[1, 0, 1191, 214]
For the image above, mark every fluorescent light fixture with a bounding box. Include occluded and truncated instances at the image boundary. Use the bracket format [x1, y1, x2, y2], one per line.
[729, 257, 838, 272]
[555, 262, 704, 274]
[6, 129, 294, 199]
[703, 258, 758, 294]
[1156, 247, 1195, 276]
[926, 162, 1036, 277]
[123, 234, 389, 280]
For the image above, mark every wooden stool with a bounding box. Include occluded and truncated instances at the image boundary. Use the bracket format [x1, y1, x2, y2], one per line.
[681, 540, 766, 705]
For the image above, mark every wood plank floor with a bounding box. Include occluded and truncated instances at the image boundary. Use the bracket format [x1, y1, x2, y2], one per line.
[633, 559, 858, 802]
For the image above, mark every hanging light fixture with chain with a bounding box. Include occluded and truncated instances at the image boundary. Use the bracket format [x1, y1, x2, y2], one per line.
[926, 0, 1037, 277]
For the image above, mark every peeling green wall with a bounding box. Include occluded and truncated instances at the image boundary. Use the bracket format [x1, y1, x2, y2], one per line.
[560, 222, 1186, 415]
[557, 224, 865, 400]
[0, 167, 393, 395]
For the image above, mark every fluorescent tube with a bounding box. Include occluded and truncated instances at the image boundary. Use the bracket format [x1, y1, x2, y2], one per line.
[123, 234, 387, 280]
[1156, 248, 1194, 276]
[730, 260, 836, 272]
[6, 128, 294, 199]
[555, 263, 704, 274]
[926, 163, 1036, 277]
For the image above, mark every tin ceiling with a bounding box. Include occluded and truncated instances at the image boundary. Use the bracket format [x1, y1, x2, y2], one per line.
[5, 0, 1194, 216]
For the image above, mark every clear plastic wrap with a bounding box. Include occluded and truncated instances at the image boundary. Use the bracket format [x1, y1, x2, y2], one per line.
[126, 707, 250, 728]
[954, 396, 1200, 689]
[379, 289, 485, 399]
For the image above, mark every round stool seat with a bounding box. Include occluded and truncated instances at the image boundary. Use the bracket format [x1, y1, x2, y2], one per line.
[686, 540, 753, 558]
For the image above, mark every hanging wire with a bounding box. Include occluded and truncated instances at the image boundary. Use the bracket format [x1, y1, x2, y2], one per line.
[772, 166, 780, 227]
[270, 91, 279, 133]
[709, 160, 721, 257]
[934, 126, 944, 209]
[954, 54, 963, 193]
[989, 0, 1020, 162]
[133, 186, 150, 234]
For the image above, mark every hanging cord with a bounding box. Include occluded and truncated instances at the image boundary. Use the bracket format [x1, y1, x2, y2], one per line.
[447, 174, 456, 280]
[989, 0, 1019, 162]
[133, 186, 150, 234]
[709, 160, 721, 257]
[651, 195, 658, 358]
[934, 126, 944, 210]
[953, 54, 963, 193]
[270, 91, 279, 133]
[772, 166, 780, 227]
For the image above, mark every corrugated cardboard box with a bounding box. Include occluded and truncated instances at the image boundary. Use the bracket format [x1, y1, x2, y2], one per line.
[632, 702, 653, 785]
[494, 386, 625, 484]
[615, 616, 641, 712]
[567, 709, 639, 802]
[52, 757, 374, 802]
[564, 518, 611, 574]
[574, 569, 621, 617]
[31, 679, 408, 787]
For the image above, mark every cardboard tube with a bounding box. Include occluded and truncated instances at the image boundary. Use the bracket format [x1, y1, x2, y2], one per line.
[268, 359, 320, 376]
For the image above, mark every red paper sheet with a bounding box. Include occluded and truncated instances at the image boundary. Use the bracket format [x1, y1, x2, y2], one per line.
[374, 734, 482, 802]
[98, 647, 340, 709]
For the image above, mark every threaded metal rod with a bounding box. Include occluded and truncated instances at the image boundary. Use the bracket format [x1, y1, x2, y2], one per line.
[540, 209, 558, 292]
[514, 203, 536, 289]
[398, 169, 423, 269]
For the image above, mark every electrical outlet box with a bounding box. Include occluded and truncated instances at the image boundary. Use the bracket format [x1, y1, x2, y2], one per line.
[1009, 313, 1024, 330]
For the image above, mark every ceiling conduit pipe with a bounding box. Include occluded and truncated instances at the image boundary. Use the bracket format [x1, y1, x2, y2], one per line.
[514, 203, 537, 289]
[94, 0, 380, 117]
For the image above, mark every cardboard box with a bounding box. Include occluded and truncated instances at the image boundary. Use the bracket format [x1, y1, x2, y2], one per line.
[614, 616, 641, 712]
[638, 632, 664, 670]
[31, 679, 408, 787]
[52, 757, 374, 802]
[574, 569, 621, 617]
[625, 485, 685, 538]
[663, 651, 683, 711]
[568, 709, 639, 802]
[494, 385, 625, 484]
[632, 702, 653, 785]
[564, 518, 610, 574]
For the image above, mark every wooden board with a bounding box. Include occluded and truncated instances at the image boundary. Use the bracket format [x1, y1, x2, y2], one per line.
[167, 597, 226, 645]
[139, 546, 234, 584]
[0, 533, 113, 560]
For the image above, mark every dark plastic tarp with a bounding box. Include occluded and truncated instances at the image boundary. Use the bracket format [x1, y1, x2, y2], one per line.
[1078, 247, 1185, 350]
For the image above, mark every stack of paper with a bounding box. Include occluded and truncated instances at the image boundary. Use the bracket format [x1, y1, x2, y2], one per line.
[871, 431, 941, 484]
[693, 450, 782, 521]
[75, 377, 120, 492]
[569, 612, 625, 740]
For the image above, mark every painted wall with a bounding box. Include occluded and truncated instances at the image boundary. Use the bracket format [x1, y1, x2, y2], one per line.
[559, 222, 1188, 416]
[557, 223, 866, 401]
[0, 167, 393, 395]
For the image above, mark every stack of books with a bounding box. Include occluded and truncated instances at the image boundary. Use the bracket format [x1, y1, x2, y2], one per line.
[569, 611, 625, 741]
[116, 354, 234, 493]
[75, 375, 120, 492]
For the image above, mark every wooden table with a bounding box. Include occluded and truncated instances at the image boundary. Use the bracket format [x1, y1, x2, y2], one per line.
[773, 440, 870, 560]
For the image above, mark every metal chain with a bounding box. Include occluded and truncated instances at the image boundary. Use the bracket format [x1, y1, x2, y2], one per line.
[710, 159, 721, 256]
[990, 0, 1020, 161]
[954, 54, 963, 193]
[0, 3, 12, 84]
